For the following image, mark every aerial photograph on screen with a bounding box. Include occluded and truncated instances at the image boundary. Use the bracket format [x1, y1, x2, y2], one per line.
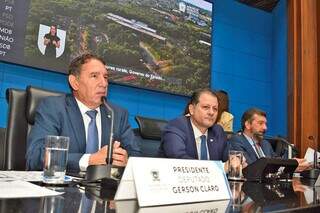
[24, 0, 212, 95]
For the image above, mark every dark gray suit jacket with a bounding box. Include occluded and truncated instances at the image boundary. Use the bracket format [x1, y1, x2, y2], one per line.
[229, 133, 279, 165]
[26, 94, 141, 172]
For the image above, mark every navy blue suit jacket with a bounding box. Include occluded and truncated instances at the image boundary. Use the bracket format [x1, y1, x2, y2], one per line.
[229, 133, 279, 165]
[26, 94, 141, 172]
[158, 116, 229, 161]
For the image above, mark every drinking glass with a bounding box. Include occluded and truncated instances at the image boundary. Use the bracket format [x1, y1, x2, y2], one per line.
[43, 135, 69, 184]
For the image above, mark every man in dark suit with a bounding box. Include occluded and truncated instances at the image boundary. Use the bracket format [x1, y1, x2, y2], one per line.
[158, 88, 229, 162]
[26, 53, 141, 172]
[229, 108, 310, 172]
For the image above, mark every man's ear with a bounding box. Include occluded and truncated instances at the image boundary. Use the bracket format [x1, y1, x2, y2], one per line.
[244, 120, 250, 130]
[189, 104, 195, 115]
[68, 75, 79, 91]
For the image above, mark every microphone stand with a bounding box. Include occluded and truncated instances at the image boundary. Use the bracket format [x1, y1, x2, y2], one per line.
[263, 135, 298, 159]
[300, 136, 320, 179]
[103, 98, 114, 179]
[275, 136, 295, 159]
[100, 99, 118, 191]
[86, 98, 117, 189]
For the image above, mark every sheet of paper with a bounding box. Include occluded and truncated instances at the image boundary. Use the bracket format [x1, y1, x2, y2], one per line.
[0, 180, 63, 198]
[0, 171, 74, 182]
[304, 148, 320, 163]
[0, 171, 44, 182]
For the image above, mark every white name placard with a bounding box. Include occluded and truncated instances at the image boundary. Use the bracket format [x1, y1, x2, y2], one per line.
[115, 157, 231, 207]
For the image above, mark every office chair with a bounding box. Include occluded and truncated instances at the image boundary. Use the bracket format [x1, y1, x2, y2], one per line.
[134, 116, 167, 157]
[4, 86, 63, 170]
[225, 131, 236, 140]
[0, 127, 6, 169]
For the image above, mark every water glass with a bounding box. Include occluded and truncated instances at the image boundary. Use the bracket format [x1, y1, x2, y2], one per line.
[228, 150, 243, 180]
[229, 181, 244, 211]
[43, 135, 69, 184]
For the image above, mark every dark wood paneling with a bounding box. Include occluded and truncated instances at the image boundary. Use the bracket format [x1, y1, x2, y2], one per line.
[288, 0, 319, 156]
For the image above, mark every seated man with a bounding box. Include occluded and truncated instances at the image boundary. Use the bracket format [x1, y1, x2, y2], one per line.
[158, 88, 229, 161]
[26, 53, 141, 172]
[229, 108, 311, 172]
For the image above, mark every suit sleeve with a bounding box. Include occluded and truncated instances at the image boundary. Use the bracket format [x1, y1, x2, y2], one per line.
[161, 125, 194, 159]
[229, 135, 255, 165]
[117, 109, 141, 157]
[26, 99, 61, 170]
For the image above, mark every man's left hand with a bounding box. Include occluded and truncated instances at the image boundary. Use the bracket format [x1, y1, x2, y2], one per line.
[112, 141, 128, 167]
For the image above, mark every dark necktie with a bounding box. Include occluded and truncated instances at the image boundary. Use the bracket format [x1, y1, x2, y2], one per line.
[200, 135, 208, 160]
[254, 142, 264, 158]
[86, 110, 99, 153]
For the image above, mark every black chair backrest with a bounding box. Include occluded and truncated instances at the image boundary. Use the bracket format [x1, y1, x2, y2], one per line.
[5, 89, 28, 170]
[26, 86, 63, 135]
[0, 127, 6, 169]
[4, 86, 63, 170]
[134, 116, 168, 157]
[135, 116, 167, 140]
[225, 131, 236, 140]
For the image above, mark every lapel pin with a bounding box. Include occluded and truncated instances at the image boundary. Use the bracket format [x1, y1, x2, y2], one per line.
[210, 138, 214, 142]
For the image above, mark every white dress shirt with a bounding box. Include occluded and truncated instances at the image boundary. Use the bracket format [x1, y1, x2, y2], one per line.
[190, 120, 209, 160]
[243, 133, 265, 158]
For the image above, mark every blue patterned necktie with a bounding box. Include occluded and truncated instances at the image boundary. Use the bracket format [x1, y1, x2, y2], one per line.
[86, 110, 98, 153]
[200, 135, 208, 160]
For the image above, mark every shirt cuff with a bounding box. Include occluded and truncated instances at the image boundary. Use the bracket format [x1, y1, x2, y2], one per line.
[79, 154, 90, 171]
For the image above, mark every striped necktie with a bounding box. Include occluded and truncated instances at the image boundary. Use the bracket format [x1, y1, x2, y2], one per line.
[86, 110, 99, 153]
[254, 142, 264, 158]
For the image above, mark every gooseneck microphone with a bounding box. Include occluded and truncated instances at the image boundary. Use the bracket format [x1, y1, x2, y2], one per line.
[103, 99, 114, 167]
[262, 135, 297, 159]
[85, 97, 116, 182]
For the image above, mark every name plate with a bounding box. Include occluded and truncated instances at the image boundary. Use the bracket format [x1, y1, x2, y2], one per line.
[115, 157, 231, 207]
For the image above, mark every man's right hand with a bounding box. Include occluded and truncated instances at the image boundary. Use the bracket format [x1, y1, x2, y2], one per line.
[294, 158, 312, 172]
[88, 145, 108, 165]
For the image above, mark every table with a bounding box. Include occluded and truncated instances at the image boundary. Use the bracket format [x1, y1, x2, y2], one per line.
[0, 178, 319, 212]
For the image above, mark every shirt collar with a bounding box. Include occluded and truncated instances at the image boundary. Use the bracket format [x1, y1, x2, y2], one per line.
[190, 118, 208, 139]
[243, 132, 256, 146]
[75, 98, 100, 116]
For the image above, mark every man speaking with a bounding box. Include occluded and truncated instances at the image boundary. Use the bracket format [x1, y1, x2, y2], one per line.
[26, 53, 141, 172]
[229, 108, 311, 172]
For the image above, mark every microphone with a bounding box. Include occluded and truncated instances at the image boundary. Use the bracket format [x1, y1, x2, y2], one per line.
[262, 135, 297, 158]
[103, 98, 114, 166]
[100, 98, 118, 189]
[85, 97, 116, 182]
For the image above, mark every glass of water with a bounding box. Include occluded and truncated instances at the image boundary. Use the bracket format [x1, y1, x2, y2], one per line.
[228, 150, 243, 180]
[43, 135, 69, 184]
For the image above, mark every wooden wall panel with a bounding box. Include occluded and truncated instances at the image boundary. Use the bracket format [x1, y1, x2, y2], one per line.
[288, 0, 319, 156]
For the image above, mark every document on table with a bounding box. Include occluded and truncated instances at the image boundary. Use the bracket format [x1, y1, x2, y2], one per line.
[0, 180, 63, 198]
[0, 171, 74, 182]
[0, 171, 44, 182]
[304, 148, 320, 163]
